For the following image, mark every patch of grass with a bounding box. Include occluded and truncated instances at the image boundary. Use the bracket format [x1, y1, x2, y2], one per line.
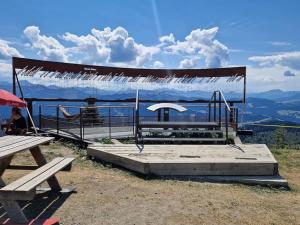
[271, 148, 300, 191]
[119, 138, 135, 144]
[96, 138, 113, 144]
[271, 148, 300, 171]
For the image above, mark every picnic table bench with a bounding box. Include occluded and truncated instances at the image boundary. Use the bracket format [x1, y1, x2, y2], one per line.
[0, 135, 74, 224]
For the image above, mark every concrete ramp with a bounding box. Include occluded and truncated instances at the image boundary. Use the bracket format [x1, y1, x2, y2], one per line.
[87, 144, 279, 176]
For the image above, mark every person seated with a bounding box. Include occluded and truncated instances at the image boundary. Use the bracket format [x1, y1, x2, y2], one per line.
[5, 107, 27, 135]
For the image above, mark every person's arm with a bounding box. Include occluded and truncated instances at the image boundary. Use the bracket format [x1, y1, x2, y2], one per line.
[5, 116, 14, 129]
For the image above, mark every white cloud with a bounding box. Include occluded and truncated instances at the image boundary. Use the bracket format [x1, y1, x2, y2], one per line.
[249, 51, 300, 71]
[21, 26, 229, 69]
[152, 60, 164, 68]
[24, 26, 68, 62]
[63, 26, 160, 66]
[161, 27, 229, 68]
[179, 57, 199, 68]
[0, 40, 23, 60]
[0, 62, 12, 81]
[247, 66, 300, 92]
[62, 32, 109, 64]
[159, 33, 175, 45]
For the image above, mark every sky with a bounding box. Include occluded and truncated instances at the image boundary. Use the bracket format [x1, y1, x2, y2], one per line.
[0, 0, 300, 92]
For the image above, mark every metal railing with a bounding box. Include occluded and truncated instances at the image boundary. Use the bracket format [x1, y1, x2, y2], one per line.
[38, 91, 239, 143]
[39, 104, 135, 141]
[208, 90, 238, 141]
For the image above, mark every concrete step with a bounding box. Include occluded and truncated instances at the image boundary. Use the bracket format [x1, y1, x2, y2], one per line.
[138, 137, 226, 143]
[139, 121, 219, 129]
[140, 129, 223, 134]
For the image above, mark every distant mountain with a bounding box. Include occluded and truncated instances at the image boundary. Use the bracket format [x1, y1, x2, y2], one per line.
[241, 97, 300, 124]
[1, 81, 300, 124]
[248, 89, 300, 101]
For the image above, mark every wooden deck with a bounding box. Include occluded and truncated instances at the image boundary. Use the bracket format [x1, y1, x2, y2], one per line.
[87, 144, 278, 176]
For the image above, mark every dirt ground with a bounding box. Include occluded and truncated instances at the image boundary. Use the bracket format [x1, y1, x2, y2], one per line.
[1, 141, 300, 225]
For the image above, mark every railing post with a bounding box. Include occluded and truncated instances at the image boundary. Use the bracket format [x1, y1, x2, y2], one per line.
[225, 105, 228, 143]
[135, 108, 139, 143]
[213, 91, 216, 122]
[79, 108, 83, 141]
[132, 107, 135, 135]
[39, 105, 42, 130]
[235, 108, 239, 132]
[229, 102, 234, 127]
[135, 90, 139, 144]
[108, 107, 111, 139]
[218, 91, 221, 128]
[56, 106, 59, 135]
[208, 102, 211, 122]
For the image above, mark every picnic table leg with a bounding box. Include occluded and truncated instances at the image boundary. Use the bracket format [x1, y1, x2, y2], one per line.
[0, 157, 28, 223]
[30, 146, 62, 191]
[0, 156, 13, 188]
[1, 200, 28, 223]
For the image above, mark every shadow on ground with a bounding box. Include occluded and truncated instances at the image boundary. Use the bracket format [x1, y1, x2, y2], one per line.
[0, 191, 72, 223]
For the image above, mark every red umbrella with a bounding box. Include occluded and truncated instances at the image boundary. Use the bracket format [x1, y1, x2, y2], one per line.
[0, 89, 27, 108]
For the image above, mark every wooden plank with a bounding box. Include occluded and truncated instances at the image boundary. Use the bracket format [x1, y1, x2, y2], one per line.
[0, 157, 65, 192]
[0, 136, 53, 151]
[0, 136, 21, 143]
[0, 137, 54, 159]
[0, 156, 14, 177]
[0, 136, 38, 149]
[17, 158, 74, 192]
[7, 164, 72, 171]
[30, 146, 62, 190]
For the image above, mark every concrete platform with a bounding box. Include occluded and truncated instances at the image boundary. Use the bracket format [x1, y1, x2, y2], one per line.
[87, 144, 279, 176]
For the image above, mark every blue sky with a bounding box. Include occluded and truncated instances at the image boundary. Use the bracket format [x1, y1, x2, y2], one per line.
[0, 0, 300, 92]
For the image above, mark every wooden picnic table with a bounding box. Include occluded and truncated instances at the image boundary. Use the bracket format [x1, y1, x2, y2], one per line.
[0, 135, 74, 224]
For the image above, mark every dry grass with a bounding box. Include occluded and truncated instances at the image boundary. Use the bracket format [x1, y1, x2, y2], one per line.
[1, 141, 299, 225]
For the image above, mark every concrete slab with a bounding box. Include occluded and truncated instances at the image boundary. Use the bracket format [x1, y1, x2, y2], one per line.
[87, 144, 279, 176]
[158, 175, 288, 188]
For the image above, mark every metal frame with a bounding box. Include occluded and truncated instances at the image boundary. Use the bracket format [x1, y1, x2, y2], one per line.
[12, 57, 247, 103]
[11, 57, 247, 141]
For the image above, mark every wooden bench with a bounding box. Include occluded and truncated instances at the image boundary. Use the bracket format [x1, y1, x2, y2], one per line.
[0, 157, 74, 224]
[0, 157, 74, 200]
[0, 136, 75, 224]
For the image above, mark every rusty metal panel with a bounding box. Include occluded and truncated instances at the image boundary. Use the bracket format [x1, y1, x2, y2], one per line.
[13, 57, 246, 79]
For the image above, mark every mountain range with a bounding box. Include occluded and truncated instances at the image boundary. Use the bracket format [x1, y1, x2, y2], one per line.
[0, 81, 300, 124]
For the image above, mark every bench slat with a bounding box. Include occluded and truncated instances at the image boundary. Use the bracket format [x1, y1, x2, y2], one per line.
[0, 157, 74, 200]
[17, 158, 74, 192]
[0, 137, 54, 159]
[0, 135, 20, 143]
[0, 136, 35, 149]
[0, 135, 27, 146]
[0, 136, 52, 151]
[1, 158, 65, 191]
